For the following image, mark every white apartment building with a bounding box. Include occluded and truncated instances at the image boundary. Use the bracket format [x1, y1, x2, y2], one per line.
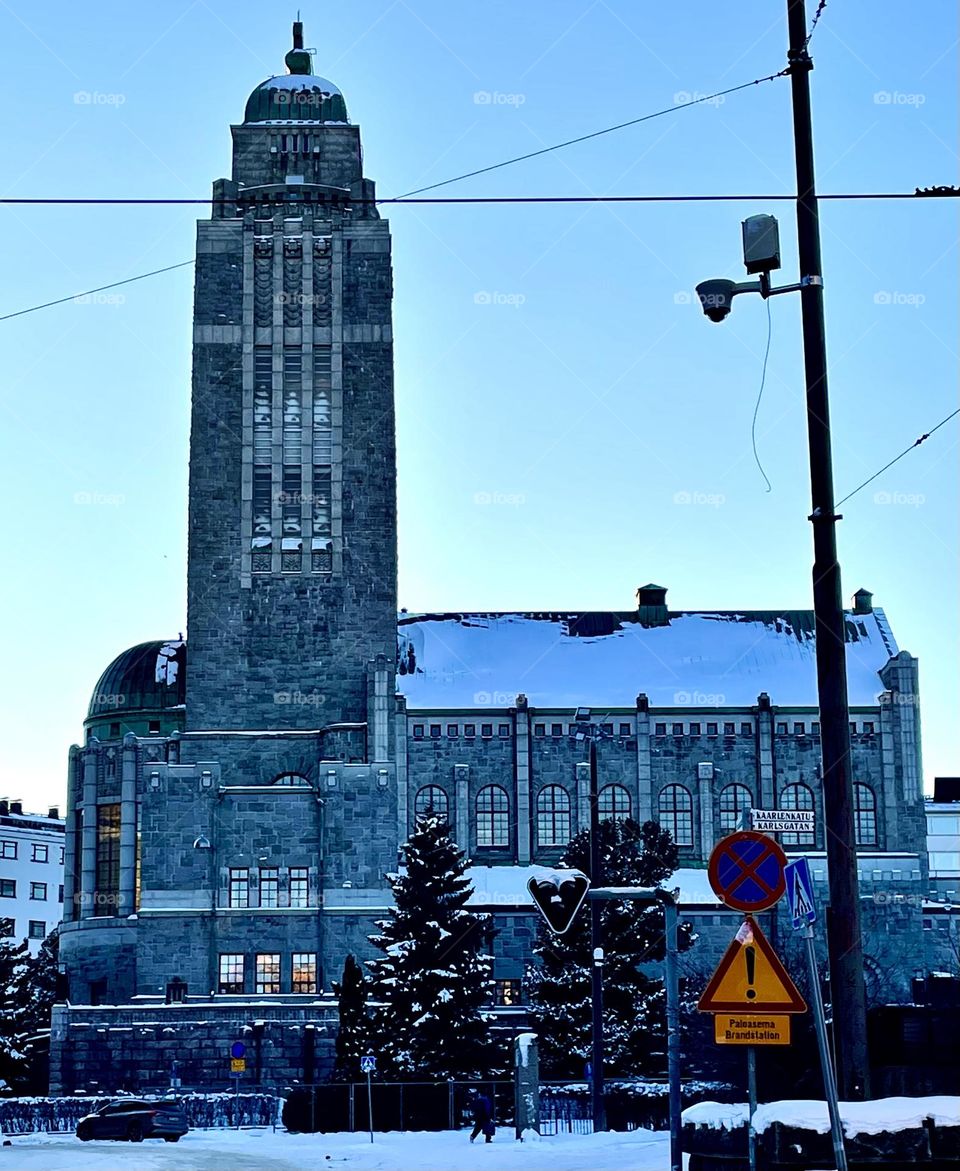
[0, 800, 66, 954]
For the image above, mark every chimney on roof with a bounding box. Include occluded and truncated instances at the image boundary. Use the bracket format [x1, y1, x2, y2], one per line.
[0, 799, 7, 816]
[636, 583, 669, 627]
[48, 806, 60, 820]
[852, 588, 873, 614]
[10, 800, 23, 815]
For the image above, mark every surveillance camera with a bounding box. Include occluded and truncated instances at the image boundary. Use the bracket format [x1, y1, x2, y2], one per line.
[695, 279, 736, 323]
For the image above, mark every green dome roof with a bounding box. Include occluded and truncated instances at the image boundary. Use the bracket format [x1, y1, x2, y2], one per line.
[244, 74, 348, 124]
[87, 640, 186, 720]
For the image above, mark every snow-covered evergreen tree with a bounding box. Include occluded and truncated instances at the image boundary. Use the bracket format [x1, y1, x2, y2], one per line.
[366, 813, 501, 1078]
[331, 953, 370, 1081]
[0, 937, 32, 1090]
[0, 931, 61, 1092]
[526, 817, 694, 1078]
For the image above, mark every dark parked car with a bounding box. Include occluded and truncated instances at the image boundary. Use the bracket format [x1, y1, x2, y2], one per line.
[76, 1098, 189, 1143]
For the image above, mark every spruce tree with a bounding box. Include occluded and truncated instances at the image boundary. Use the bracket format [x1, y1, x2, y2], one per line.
[331, 953, 370, 1081]
[0, 937, 31, 1090]
[366, 813, 500, 1078]
[526, 817, 693, 1078]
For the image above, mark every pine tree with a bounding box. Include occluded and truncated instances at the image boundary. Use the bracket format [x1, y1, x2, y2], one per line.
[0, 936, 32, 1090]
[366, 813, 501, 1078]
[331, 953, 370, 1081]
[526, 817, 694, 1078]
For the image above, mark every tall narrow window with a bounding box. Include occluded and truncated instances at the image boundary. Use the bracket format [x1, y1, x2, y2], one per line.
[228, 868, 250, 909]
[312, 347, 333, 573]
[280, 348, 304, 571]
[854, 783, 878, 847]
[718, 783, 753, 835]
[259, 868, 279, 908]
[598, 784, 631, 822]
[415, 786, 449, 819]
[537, 785, 571, 847]
[255, 953, 281, 994]
[658, 785, 693, 846]
[476, 786, 510, 847]
[219, 954, 244, 994]
[780, 784, 816, 846]
[289, 867, 309, 908]
[252, 346, 274, 573]
[94, 804, 121, 916]
[292, 952, 318, 993]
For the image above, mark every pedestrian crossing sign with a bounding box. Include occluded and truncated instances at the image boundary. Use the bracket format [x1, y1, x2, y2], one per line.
[784, 857, 817, 929]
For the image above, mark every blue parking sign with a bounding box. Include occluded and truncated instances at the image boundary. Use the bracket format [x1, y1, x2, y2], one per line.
[784, 857, 817, 929]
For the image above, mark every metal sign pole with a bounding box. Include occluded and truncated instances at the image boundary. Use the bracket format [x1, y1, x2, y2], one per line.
[366, 1069, 374, 1143]
[663, 898, 682, 1171]
[804, 924, 848, 1171]
[746, 1047, 758, 1171]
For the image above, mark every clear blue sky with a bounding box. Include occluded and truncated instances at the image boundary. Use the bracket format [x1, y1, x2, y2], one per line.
[0, 1, 956, 812]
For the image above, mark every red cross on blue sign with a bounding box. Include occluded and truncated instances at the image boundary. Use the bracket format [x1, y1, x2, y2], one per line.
[708, 831, 787, 913]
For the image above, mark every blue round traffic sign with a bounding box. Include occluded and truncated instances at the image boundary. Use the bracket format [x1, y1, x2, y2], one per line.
[230, 1041, 246, 1059]
[708, 831, 787, 913]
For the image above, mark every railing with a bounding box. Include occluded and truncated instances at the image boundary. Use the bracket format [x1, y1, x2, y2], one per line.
[282, 1079, 515, 1133]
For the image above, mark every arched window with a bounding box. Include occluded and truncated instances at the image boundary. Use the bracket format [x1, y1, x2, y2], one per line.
[271, 773, 311, 787]
[476, 785, 510, 847]
[658, 784, 693, 846]
[598, 784, 631, 822]
[415, 785, 449, 819]
[780, 783, 815, 845]
[718, 783, 753, 835]
[537, 785, 571, 847]
[854, 783, 878, 846]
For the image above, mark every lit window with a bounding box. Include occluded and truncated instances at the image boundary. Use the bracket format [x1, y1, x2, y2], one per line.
[476, 786, 509, 847]
[494, 979, 522, 1006]
[854, 784, 878, 847]
[292, 953, 318, 994]
[228, 868, 250, 909]
[28, 920, 45, 940]
[95, 804, 121, 916]
[718, 784, 753, 835]
[30, 882, 47, 901]
[259, 868, 280, 908]
[218, 954, 244, 994]
[780, 784, 816, 846]
[537, 785, 571, 847]
[415, 786, 448, 819]
[255, 953, 281, 994]
[289, 867, 309, 908]
[598, 784, 631, 822]
[658, 785, 693, 846]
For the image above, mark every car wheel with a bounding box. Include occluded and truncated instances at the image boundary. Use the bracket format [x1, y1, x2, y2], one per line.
[77, 1126, 91, 1142]
[164, 1135, 181, 1142]
[127, 1123, 144, 1143]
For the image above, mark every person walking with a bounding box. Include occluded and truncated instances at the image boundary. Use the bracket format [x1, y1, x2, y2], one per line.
[469, 1091, 494, 1143]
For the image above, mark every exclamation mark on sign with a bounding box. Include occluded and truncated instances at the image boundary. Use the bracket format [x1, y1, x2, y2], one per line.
[745, 945, 757, 1000]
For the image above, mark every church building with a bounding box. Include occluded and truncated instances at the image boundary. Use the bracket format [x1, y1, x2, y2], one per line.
[51, 26, 928, 1095]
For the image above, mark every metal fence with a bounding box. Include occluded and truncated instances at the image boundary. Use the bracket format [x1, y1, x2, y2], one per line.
[281, 1079, 515, 1133]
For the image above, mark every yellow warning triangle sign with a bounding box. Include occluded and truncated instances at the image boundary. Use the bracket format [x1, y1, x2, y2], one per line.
[698, 916, 806, 1014]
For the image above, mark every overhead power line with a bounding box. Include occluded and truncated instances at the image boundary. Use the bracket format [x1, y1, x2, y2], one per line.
[0, 260, 195, 323]
[836, 408, 960, 507]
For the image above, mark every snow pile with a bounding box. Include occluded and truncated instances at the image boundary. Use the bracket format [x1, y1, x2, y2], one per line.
[682, 1096, 960, 1138]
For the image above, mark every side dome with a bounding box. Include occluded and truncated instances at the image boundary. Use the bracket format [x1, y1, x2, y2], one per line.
[243, 74, 349, 125]
[86, 640, 186, 726]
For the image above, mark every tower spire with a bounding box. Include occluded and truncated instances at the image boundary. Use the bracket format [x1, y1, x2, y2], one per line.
[285, 20, 311, 74]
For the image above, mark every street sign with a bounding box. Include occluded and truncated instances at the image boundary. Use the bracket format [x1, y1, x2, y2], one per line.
[230, 1058, 246, 1073]
[527, 869, 590, 934]
[698, 917, 806, 1014]
[785, 857, 817, 929]
[714, 1014, 791, 1045]
[750, 808, 816, 834]
[708, 831, 787, 913]
[360, 1054, 376, 1074]
[230, 1041, 246, 1059]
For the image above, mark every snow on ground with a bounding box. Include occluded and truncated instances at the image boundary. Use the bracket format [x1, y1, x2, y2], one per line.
[682, 1095, 960, 1138]
[1, 1126, 684, 1171]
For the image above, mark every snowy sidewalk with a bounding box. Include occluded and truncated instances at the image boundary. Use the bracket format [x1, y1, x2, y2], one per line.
[4, 1126, 682, 1170]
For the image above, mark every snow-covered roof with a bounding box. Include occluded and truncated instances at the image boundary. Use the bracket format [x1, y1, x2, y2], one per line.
[397, 609, 898, 709]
